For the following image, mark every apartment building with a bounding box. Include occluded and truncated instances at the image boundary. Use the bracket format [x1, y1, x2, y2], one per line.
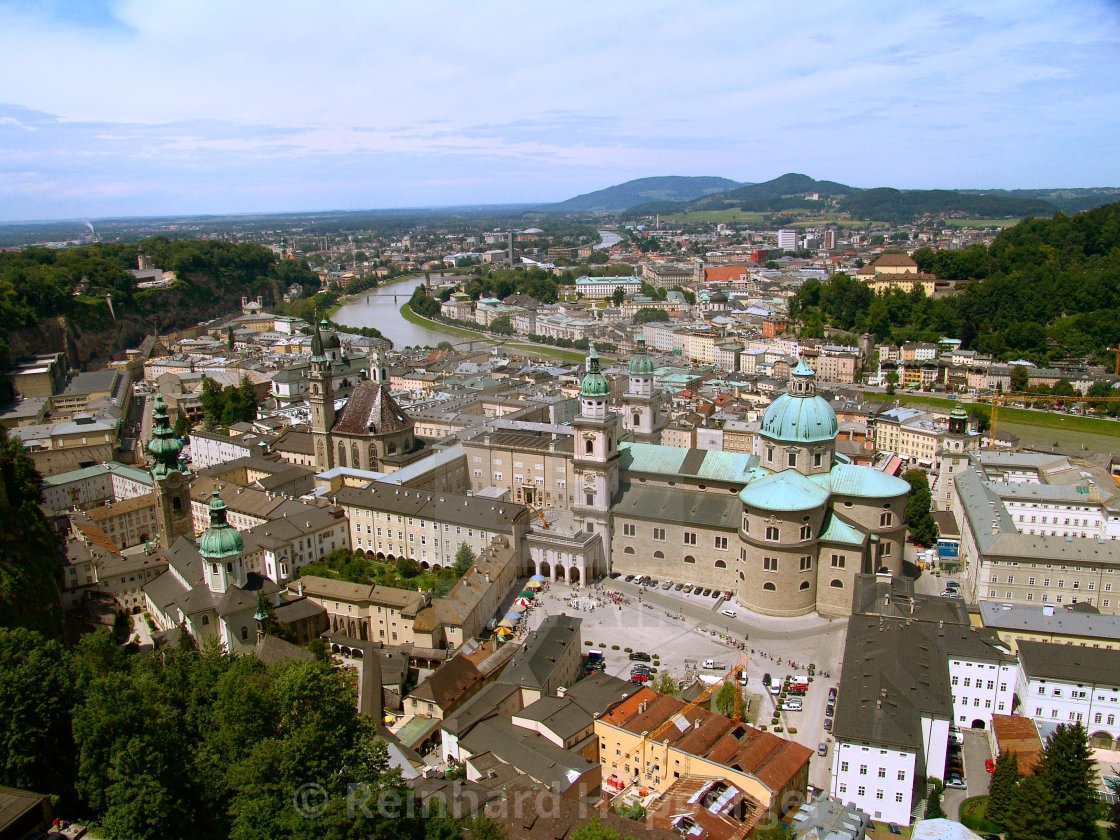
[1016, 641, 1120, 750]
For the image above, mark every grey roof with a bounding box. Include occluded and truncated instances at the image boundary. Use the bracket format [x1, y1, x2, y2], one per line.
[254, 634, 315, 666]
[513, 696, 593, 742]
[498, 615, 582, 692]
[459, 717, 597, 792]
[561, 671, 637, 715]
[832, 616, 952, 752]
[334, 482, 530, 532]
[1017, 639, 1120, 684]
[610, 482, 740, 530]
[441, 681, 522, 738]
[979, 600, 1120, 642]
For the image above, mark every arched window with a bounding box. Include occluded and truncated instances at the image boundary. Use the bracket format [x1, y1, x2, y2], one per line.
[201, 615, 210, 626]
[633, 412, 640, 426]
[241, 626, 249, 641]
[352, 443, 359, 467]
[653, 551, 665, 559]
[387, 441, 396, 455]
[799, 581, 810, 590]
[830, 579, 844, 588]
[763, 582, 776, 591]
[226, 562, 233, 573]
[585, 439, 594, 454]
[714, 560, 726, 568]
[172, 497, 182, 511]
[684, 555, 695, 564]
[337, 442, 347, 467]
[624, 546, 635, 554]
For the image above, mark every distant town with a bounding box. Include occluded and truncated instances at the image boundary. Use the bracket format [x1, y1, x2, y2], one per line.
[2, 178, 1120, 840]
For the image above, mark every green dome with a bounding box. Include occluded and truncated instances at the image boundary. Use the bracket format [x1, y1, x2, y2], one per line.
[760, 358, 838, 444]
[628, 336, 654, 376]
[198, 491, 244, 559]
[580, 344, 611, 398]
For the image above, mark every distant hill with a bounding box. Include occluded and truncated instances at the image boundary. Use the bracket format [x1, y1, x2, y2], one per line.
[550, 176, 743, 213]
[837, 188, 1055, 223]
[957, 187, 1120, 214]
[624, 173, 854, 217]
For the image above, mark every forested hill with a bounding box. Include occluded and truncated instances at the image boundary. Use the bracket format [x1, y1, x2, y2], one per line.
[791, 201, 1120, 365]
[0, 238, 318, 363]
[550, 176, 742, 212]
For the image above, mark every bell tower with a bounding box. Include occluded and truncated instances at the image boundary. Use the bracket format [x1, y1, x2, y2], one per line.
[571, 345, 621, 541]
[933, 406, 972, 510]
[198, 490, 246, 595]
[621, 335, 665, 444]
[308, 321, 335, 470]
[147, 394, 192, 547]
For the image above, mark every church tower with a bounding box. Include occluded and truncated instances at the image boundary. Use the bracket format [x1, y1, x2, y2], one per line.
[198, 490, 246, 595]
[621, 335, 665, 444]
[147, 394, 192, 547]
[933, 406, 972, 510]
[571, 344, 621, 541]
[309, 321, 335, 470]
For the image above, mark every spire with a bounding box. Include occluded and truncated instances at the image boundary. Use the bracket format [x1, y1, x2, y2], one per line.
[789, 355, 817, 396]
[147, 393, 185, 479]
[580, 343, 610, 398]
[628, 335, 654, 376]
[310, 319, 326, 360]
[198, 490, 244, 559]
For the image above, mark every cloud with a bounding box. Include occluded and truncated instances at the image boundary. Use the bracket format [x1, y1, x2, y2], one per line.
[0, 0, 1118, 219]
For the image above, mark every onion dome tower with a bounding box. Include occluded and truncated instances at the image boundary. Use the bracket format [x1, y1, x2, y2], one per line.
[199, 490, 246, 594]
[572, 344, 621, 544]
[622, 335, 665, 444]
[148, 393, 192, 547]
[758, 357, 838, 476]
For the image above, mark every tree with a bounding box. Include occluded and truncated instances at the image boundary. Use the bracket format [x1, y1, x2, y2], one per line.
[924, 782, 945, 820]
[112, 611, 132, 645]
[1106, 775, 1120, 840]
[1010, 364, 1030, 393]
[1005, 773, 1054, 840]
[489, 315, 514, 335]
[611, 286, 626, 307]
[902, 469, 938, 547]
[466, 816, 507, 840]
[454, 544, 475, 575]
[986, 749, 1020, 829]
[1019, 723, 1101, 840]
[653, 671, 678, 697]
[173, 414, 191, 438]
[715, 681, 739, 719]
[885, 369, 898, 396]
[395, 556, 421, 578]
[633, 307, 670, 325]
[569, 821, 623, 840]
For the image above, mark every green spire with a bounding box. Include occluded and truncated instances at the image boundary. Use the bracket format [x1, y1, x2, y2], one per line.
[628, 335, 654, 376]
[147, 393, 185, 479]
[580, 343, 611, 398]
[198, 490, 244, 559]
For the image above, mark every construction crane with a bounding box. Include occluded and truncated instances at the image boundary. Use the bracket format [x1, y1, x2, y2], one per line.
[623, 656, 747, 785]
[523, 501, 549, 529]
[976, 392, 1120, 450]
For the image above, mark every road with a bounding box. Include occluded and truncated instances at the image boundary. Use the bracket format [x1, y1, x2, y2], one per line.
[943, 728, 993, 819]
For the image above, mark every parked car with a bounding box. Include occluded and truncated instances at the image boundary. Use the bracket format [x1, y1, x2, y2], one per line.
[825, 704, 835, 717]
[762, 673, 772, 687]
[946, 774, 965, 788]
[702, 659, 727, 670]
[828, 687, 837, 701]
[818, 743, 828, 756]
[781, 700, 803, 711]
[648, 579, 659, 587]
[661, 580, 673, 590]
[985, 758, 995, 773]
[769, 683, 782, 696]
[720, 609, 737, 618]
[682, 584, 693, 593]
[700, 588, 712, 597]
[624, 575, 635, 582]
[723, 590, 734, 599]
[945, 580, 960, 590]
[674, 583, 685, 591]
[789, 688, 806, 696]
[823, 718, 832, 731]
[711, 590, 721, 598]
[629, 651, 652, 662]
[629, 672, 649, 682]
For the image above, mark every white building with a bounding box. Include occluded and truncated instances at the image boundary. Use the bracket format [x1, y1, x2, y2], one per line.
[573, 276, 641, 299]
[1016, 639, 1120, 749]
[777, 229, 798, 251]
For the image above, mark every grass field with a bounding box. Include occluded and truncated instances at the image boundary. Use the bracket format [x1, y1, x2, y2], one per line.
[663, 209, 770, 224]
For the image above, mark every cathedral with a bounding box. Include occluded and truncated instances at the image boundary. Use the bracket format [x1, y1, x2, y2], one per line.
[306, 320, 425, 473]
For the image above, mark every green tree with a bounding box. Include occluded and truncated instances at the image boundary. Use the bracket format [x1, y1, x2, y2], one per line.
[715, 681, 738, 719]
[653, 671, 678, 697]
[986, 749, 1020, 829]
[0, 428, 63, 637]
[173, 414, 192, 438]
[0, 628, 76, 800]
[611, 285, 626, 307]
[395, 556, 422, 578]
[1106, 776, 1120, 840]
[1010, 364, 1030, 393]
[112, 611, 132, 645]
[1005, 773, 1054, 840]
[902, 469, 938, 548]
[489, 315, 514, 335]
[466, 816, 507, 840]
[1016, 723, 1102, 840]
[924, 782, 945, 820]
[885, 369, 898, 396]
[633, 307, 670, 325]
[569, 820, 623, 840]
[454, 544, 475, 575]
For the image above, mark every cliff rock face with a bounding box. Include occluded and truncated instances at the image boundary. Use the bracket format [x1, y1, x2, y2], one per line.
[7, 282, 265, 366]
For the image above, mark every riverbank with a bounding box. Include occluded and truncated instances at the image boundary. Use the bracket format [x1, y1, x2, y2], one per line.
[398, 303, 586, 362]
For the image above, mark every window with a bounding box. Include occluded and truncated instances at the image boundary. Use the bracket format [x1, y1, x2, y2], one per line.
[831, 554, 846, 568]
[684, 532, 697, 546]
[876, 790, 884, 800]
[763, 582, 776, 591]
[898, 770, 906, 781]
[830, 579, 844, 588]
[683, 555, 695, 564]
[895, 792, 904, 803]
[586, 493, 594, 506]
[814, 452, 823, 467]
[800, 524, 812, 539]
[857, 786, 866, 797]
[787, 452, 797, 467]
[653, 528, 665, 541]
[765, 526, 779, 541]
[859, 765, 867, 776]
[766, 446, 774, 463]
[763, 557, 779, 572]
[714, 536, 728, 550]
[800, 556, 812, 571]
[952, 676, 959, 685]
[880, 512, 893, 527]
[840, 762, 849, 772]
[623, 523, 636, 537]
[878, 768, 886, 778]
[840, 784, 847, 794]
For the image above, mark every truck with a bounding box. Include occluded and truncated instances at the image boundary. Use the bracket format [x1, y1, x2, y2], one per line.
[701, 659, 727, 671]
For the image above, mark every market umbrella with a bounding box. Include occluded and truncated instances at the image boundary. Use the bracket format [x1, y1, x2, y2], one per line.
[495, 627, 512, 640]
[519, 590, 536, 599]
[497, 618, 515, 629]
[526, 580, 543, 590]
[529, 574, 547, 582]
[504, 610, 523, 621]
[514, 598, 533, 607]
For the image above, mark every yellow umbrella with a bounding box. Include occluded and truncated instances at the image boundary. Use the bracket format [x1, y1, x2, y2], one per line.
[526, 580, 543, 589]
[495, 626, 513, 636]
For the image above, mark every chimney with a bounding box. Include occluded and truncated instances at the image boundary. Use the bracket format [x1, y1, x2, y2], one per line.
[298, 580, 304, 597]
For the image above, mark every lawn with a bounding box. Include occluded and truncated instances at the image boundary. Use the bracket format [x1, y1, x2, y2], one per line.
[663, 209, 770, 224]
[942, 218, 1022, 228]
[959, 796, 1001, 834]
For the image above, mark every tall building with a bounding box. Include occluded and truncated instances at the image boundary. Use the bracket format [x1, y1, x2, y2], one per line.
[620, 336, 666, 444]
[777, 228, 798, 252]
[570, 345, 621, 542]
[148, 393, 193, 546]
[932, 406, 972, 509]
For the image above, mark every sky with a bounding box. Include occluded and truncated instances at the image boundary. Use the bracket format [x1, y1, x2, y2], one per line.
[0, 0, 1119, 221]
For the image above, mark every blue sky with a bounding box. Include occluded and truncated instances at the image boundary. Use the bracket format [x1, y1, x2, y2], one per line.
[0, 0, 1118, 221]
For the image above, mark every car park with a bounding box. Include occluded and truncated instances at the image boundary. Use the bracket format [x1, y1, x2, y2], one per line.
[720, 609, 737, 617]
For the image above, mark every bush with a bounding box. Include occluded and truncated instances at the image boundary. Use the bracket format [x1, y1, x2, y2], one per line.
[774, 726, 784, 732]
[611, 645, 620, 651]
[624, 647, 632, 653]
[788, 728, 797, 734]
[959, 796, 1001, 835]
[585, 641, 593, 646]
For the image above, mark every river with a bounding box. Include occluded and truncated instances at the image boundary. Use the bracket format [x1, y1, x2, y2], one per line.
[595, 229, 622, 250]
[332, 277, 454, 349]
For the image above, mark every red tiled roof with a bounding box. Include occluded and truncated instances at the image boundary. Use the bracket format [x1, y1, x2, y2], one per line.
[600, 688, 812, 793]
[871, 253, 918, 268]
[705, 265, 750, 283]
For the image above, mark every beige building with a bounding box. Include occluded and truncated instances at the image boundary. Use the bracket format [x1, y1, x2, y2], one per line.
[856, 253, 942, 296]
[81, 494, 159, 549]
[296, 576, 428, 645]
